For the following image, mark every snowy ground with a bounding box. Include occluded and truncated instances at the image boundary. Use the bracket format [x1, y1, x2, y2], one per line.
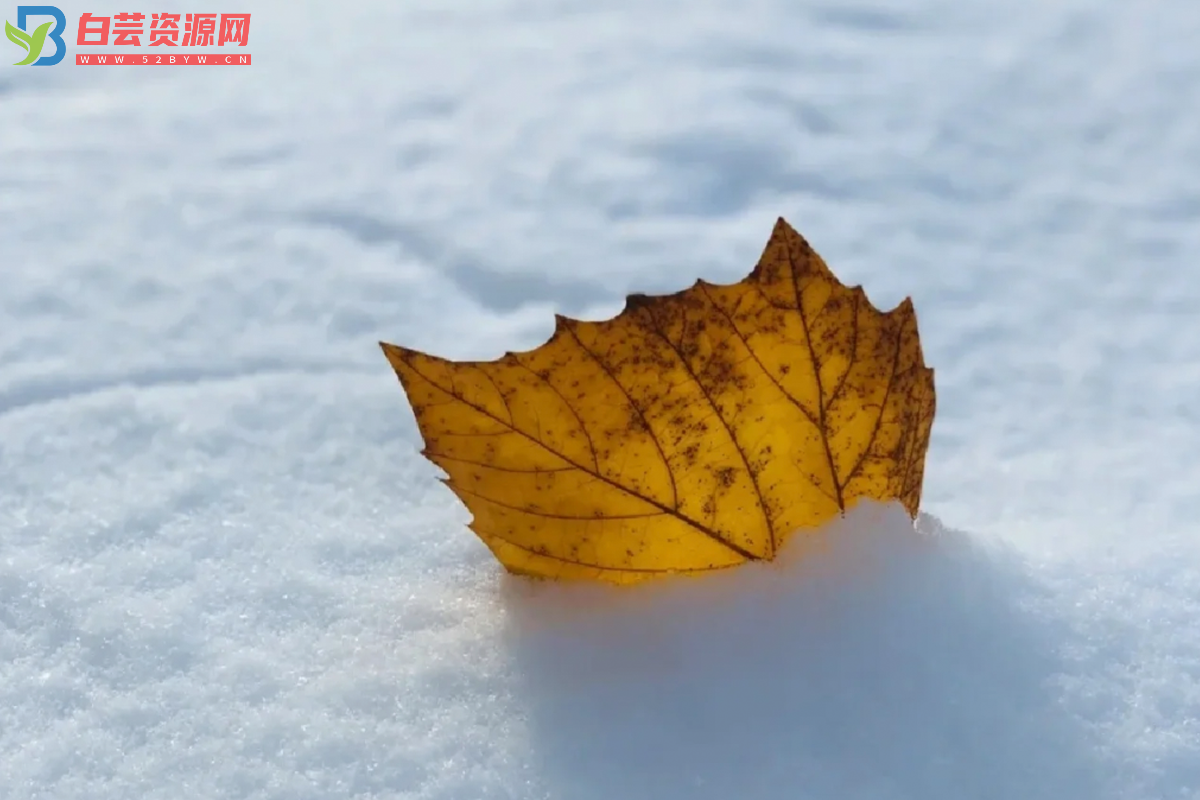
[3, 0, 1200, 797]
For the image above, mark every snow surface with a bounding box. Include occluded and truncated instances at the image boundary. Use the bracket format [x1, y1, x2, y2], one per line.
[3, 0, 1200, 797]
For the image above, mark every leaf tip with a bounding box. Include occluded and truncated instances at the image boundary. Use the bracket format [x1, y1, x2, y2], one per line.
[379, 340, 405, 366]
[771, 216, 810, 247]
[623, 292, 653, 313]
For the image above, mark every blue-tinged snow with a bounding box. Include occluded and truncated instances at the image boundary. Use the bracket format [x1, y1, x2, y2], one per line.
[2, 1, 1199, 798]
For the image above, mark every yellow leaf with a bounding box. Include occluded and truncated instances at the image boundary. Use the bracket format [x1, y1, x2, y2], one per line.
[381, 218, 936, 583]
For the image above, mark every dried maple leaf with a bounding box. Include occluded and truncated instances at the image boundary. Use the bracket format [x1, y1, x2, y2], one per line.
[381, 218, 936, 583]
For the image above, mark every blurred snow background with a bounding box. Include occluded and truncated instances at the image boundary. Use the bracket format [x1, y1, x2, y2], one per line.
[3, 0, 1199, 797]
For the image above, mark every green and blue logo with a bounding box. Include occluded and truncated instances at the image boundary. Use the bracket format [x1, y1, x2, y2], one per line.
[5, 5, 65, 65]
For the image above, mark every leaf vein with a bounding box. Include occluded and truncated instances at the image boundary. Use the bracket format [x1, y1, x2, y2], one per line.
[841, 321, 905, 491]
[480, 529, 740, 575]
[515, 359, 600, 473]
[785, 244, 846, 510]
[643, 300, 775, 556]
[563, 323, 679, 510]
[454, 484, 665, 520]
[402, 357, 758, 560]
[474, 364, 514, 425]
[426, 451, 577, 475]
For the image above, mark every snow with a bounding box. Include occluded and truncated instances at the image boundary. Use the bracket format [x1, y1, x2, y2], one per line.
[3, 0, 1199, 797]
